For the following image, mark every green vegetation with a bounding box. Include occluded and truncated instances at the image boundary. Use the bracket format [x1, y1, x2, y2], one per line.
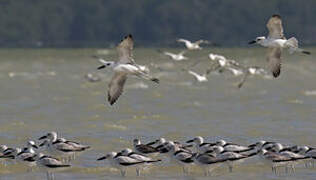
[0, 0, 315, 47]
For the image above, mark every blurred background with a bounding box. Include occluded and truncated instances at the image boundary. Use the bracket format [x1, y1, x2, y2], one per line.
[0, 0, 315, 48]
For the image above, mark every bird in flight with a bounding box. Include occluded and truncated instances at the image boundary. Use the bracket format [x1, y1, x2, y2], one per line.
[249, 14, 310, 78]
[177, 38, 209, 50]
[96, 34, 159, 105]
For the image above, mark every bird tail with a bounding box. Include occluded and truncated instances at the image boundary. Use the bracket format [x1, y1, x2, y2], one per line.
[285, 37, 298, 54]
[285, 37, 311, 55]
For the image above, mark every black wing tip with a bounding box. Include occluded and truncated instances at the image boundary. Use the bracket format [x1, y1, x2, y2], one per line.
[108, 97, 117, 106]
[272, 71, 280, 78]
[272, 14, 281, 18]
[151, 78, 160, 84]
[124, 34, 133, 39]
[302, 51, 311, 55]
[46, 164, 71, 168]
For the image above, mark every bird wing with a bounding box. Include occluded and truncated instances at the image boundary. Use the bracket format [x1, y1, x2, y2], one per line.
[266, 15, 285, 39]
[237, 71, 250, 88]
[179, 50, 187, 55]
[177, 38, 190, 44]
[194, 40, 209, 44]
[108, 72, 128, 105]
[117, 34, 135, 64]
[188, 70, 202, 81]
[266, 47, 282, 78]
[136, 144, 158, 153]
[163, 51, 175, 57]
[176, 151, 193, 161]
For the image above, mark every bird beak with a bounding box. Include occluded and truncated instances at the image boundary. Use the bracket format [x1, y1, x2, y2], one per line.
[248, 40, 256, 44]
[38, 135, 47, 140]
[39, 141, 46, 147]
[32, 145, 38, 149]
[186, 139, 194, 143]
[97, 65, 106, 70]
[97, 156, 107, 161]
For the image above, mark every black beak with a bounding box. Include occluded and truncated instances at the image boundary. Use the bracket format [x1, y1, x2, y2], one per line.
[248, 40, 256, 44]
[39, 141, 46, 147]
[186, 139, 194, 143]
[38, 135, 47, 140]
[97, 156, 107, 161]
[97, 65, 106, 70]
[32, 145, 38, 149]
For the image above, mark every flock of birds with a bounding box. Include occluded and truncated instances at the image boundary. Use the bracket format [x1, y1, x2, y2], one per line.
[1, 14, 313, 179]
[1, 133, 316, 178]
[92, 14, 310, 106]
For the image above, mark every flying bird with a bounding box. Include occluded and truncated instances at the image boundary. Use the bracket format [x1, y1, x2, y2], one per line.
[249, 14, 311, 78]
[163, 51, 188, 61]
[177, 38, 209, 50]
[96, 34, 159, 105]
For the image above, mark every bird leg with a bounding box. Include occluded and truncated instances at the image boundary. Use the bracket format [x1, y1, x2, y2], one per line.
[120, 169, 126, 177]
[136, 168, 140, 176]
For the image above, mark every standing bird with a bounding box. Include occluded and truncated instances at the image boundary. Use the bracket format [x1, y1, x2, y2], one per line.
[133, 139, 160, 155]
[177, 38, 209, 50]
[35, 153, 71, 180]
[120, 148, 161, 176]
[97, 151, 148, 177]
[96, 34, 159, 105]
[249, 14, 310, 78]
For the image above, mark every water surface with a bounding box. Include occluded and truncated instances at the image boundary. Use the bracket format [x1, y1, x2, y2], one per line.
[0, 48, 315, 179]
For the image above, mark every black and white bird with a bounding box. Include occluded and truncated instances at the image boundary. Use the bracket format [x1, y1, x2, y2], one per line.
[16, 141, 38, 166]
[35, 153, 71, 180]
[216, 140, 254, 153]
[248, 140, 277, 151]
[193, 153, 224, 176]
[212, 146, 254, 172]
[165, 141, 195, 174]
[120, 148, 161, 176]
[39, 132, 90, 159]
[249, 14, 310, 78]
[186, 136, 216, 153]
[96, 34, 159, 105]
[148, 138, 193, 154]
[258, 148, 296, 174]
[97, 151, 149, 177]
[133, 139, 160, 155]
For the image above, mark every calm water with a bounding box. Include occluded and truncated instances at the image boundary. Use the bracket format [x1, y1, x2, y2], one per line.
[0, 48, 315, 179]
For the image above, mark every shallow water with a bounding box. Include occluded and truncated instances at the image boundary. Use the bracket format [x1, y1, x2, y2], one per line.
[0, 47, 315, 179]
